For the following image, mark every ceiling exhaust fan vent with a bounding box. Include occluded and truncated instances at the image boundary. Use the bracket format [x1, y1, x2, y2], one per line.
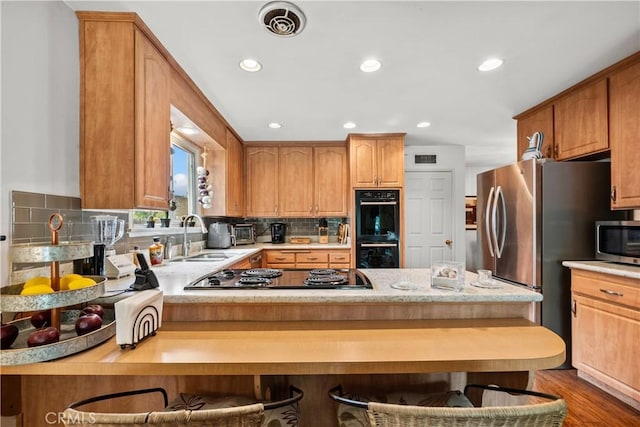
[258, 1, 306, 37]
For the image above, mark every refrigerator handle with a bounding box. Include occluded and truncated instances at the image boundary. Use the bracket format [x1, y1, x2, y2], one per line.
[485, 186, 495, 258]
[495, 185, 507, 258]
[490, 186, 500, 258]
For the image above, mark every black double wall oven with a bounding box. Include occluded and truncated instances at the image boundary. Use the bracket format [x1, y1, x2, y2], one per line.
[355, 190, 400, 268]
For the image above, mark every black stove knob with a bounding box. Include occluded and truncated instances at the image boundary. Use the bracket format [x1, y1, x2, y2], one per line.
[219, 269, 235, 279]
[207, 277, 221, 286]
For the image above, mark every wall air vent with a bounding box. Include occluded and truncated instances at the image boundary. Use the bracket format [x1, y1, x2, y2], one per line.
[415, 154, 437, 164]
[258, 1, 306, 37]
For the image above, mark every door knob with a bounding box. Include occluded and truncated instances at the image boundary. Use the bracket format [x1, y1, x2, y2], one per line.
[445, 239, 452, 246]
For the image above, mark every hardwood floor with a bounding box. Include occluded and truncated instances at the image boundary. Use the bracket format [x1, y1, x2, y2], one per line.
[533, 369, 640, 426]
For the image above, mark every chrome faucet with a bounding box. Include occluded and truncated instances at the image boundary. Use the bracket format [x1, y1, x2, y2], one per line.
[183, 214, 207, 257]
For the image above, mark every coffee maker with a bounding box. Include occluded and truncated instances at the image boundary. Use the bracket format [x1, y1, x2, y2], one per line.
[270, 223, 286, 244]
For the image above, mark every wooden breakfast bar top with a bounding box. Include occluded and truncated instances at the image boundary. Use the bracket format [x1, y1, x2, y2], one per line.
[1, 318, 565, 376]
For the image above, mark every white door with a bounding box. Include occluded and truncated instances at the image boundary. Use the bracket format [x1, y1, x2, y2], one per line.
[405, 171, 454, 267]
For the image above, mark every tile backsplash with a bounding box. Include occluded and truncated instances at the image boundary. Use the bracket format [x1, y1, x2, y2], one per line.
[245, 217, 347, 242]
[10, 191, 350, 274]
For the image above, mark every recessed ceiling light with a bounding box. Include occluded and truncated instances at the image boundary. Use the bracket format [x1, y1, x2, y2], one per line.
[360, 59, 381, 73]
[343, 122, 357, 129]
[177, 126, 198, 135]
[239, 58, 262, 72]
[417, 121, 431, 128]
[268, 122, 282, 129]
[478, 58, 504, 72]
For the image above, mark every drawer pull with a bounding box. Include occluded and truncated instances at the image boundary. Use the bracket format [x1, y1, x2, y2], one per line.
[307, 257, 318, 260]
[334, 256, 346, 260]
[600, 289, 624, 297]
[275, 257, 287, 261]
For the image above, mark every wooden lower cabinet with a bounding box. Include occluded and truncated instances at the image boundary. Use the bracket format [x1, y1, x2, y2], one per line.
[265, 249, 351, 269]
[571, 269, 640, 409]
[228, 257, 252, 269]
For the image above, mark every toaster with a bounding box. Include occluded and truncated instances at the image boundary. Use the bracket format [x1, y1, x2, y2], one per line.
[233, 223, 256, 245]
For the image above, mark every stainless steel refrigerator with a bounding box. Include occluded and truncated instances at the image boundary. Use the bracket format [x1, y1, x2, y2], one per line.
[477, 159, 625, 368]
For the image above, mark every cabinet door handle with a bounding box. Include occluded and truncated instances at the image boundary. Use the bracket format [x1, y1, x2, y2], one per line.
[571, 299, 577, 317]
[600, 289, 624, 297]
[610, 186, 617, 203]
[553, 144, 558, 157]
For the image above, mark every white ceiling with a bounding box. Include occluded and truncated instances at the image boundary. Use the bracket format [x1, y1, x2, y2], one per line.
[65, 1, 640, 167]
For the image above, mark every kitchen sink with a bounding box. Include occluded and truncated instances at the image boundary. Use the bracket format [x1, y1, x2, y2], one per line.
[170, 252, 230, 262]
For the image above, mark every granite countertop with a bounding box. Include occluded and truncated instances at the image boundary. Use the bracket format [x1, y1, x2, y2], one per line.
[562, 260, 640, 280]
[102, 247, 541, 304]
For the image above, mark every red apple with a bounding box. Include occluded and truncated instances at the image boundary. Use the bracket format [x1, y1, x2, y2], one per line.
[75, 313, 103, 336]
[30, 310, 51, 328]
[1, 323, 19, 349]
[27, 326, 60, 347]
[81, 304, 104, 319]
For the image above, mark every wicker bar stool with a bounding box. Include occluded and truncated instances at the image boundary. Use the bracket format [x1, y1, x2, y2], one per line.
[329, 384, 567, 427]
[62, 386, 303, 427]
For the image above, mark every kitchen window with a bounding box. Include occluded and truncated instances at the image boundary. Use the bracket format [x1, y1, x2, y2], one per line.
[170, 133, 200, 220]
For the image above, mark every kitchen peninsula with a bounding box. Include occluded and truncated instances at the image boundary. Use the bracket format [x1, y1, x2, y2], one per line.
[1, 250, 565, 426]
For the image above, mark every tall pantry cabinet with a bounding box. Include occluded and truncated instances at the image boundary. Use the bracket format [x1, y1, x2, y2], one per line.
[77, 12, 171, 210]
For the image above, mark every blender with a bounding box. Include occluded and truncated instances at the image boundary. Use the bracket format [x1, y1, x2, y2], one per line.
[91, 215, 125, 256]
[74, 215, 125, 276]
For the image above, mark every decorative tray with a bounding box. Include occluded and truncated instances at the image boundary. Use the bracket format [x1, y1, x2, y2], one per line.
[11, 241, 93, 263]
[1, 308, 116, 366]
[0, 276, 106, 312]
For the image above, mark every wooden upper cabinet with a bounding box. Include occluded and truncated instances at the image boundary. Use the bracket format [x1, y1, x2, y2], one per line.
[245, 144, 348, 218]
[134, 29, 171, 209]
[225, 129, 245, 217]
[554, 79, 609, 160]
[315, 146, 348, 216]
[350, 137, 377, 187]
[609, 60, 640, 209]
[349, 134, 405, 188]
[78, 13, 170, 209]
[376, 137, 405, 187]
[245, 146, 279, 217]
[516, 105, 554, 160]
[279, 147, 314, 217]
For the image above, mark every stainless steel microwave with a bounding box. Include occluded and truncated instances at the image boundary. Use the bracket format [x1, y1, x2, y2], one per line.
[233, 224, 256, 245]
[595, 221, 640, 265]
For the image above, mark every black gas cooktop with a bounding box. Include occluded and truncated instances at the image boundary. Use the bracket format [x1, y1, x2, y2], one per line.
[184, 268, 372, 290]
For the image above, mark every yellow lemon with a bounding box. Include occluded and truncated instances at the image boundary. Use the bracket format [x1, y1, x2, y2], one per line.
[60, 274, 84, 290]
[67, 277, 97, 290]
[20, 284, 54, 295]
[24, 276, 51, 288]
